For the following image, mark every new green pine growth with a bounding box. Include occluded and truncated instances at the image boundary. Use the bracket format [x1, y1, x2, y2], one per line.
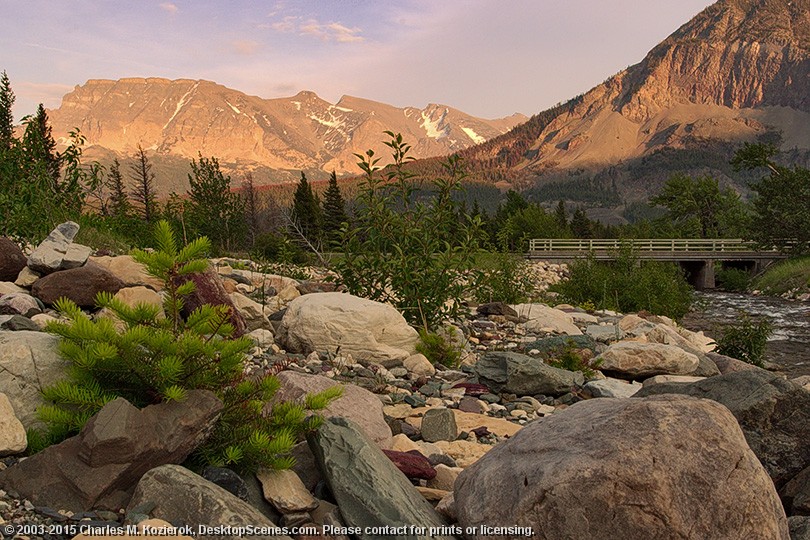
[36, 220, 341, 471]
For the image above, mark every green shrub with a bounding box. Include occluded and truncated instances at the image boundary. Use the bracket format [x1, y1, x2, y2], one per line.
[334, 132, 482, 326]
[252, 231, 309, 265]
[36, 221, 340, 471]
[473, 252, 534, 304]
[715, 312, 772, 367]
[415, 328, 461, 368]
[716, 267, 750, 292]
[550, 247, 693, 319]
[547, 345, 602, 378]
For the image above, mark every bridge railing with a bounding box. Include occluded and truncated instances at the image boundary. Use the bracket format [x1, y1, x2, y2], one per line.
[528, 238, 765, 252]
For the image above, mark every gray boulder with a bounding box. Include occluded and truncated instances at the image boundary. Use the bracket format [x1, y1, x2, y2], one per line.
[308, 418, 452, 540]
[454, 395, 788, 540]
[790, 516, 810, 540]
[475, 351, 584, 397]
[0, 331, 67, 428]
[0, 390, 222, 511]
[584, 377, 642, 398]
[0, 314, 40, 332]
[635, 370, 810, 488]
[27, 221, 80, 274]
[128, 465, 291, 540]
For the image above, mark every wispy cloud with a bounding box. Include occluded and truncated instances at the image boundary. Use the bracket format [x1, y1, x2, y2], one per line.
[159, 3, 178, 14]
[266, 15, 364, 43]
[231, 40, 259, 55]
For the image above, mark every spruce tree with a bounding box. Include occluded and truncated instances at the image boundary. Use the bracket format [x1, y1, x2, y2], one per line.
[106, 158, 131, 218]
[571, 208, 593, 239]
[555, 200, 568, 229]
[22, 104, 60, 186]
[0, 71, 14, 150]
[321, 171, 348, 247]
[36, 221, 341, 470]
[291, 171, 321, 242]
[186, 154, 246, 252]
[129, 144, 159, 222]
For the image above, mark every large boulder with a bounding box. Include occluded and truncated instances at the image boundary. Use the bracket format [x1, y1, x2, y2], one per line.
[128, 465, 291, 540]
[0, 238, 26, 282]
[32, 263, 125, 308]
[636, 370, 810, 488]
[511, 303, 582, 335]
[27, 221, 80, 274]
[89, 255, 163, 290]
[454, 395, 788, 540]
[475, 351, 584, 396]
[307, 418, 452, 540]
[174, 267, 247, 337]
[273, 371, 392, 449]
[596, 341, 699, 378]
[0, 331, 68, 428]
[278, 293, 418, 364]
[0, 390, 222, 512]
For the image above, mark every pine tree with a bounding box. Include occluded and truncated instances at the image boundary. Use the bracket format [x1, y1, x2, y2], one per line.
[106, 158, 131, 218]
[36, 221, 341, 470]
[555, 200, 568, 229]
[571, 207, 593, 239]
[0, 71, 14, 151]
[291, 171, 321, 243]
[321, 171, 348, 247]
[129, 144, 159, 222]
[186, 154, 246, 252]
[22, 104, 60, 186]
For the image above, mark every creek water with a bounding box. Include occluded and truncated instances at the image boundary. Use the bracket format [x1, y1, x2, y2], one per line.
[681, 291, 810, 378]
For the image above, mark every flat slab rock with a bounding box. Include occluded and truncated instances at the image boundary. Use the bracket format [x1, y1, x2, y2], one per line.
[308, 418, 452, 540]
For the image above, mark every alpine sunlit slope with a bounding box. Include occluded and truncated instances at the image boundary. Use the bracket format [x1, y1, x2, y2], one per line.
[47, 78, 526, 192]
[458, 0, 810, 200]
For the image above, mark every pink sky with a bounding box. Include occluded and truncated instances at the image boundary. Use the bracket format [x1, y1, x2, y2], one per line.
[2, 0, 714, 120]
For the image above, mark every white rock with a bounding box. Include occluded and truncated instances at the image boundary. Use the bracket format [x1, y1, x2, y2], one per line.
[584, 377, 643, 398]
[511, 303, 582, 336]
[0, 393, 26, 456]
[597, 341, 700, 378]
[14, 267, 39, 287]
[279, 293, 418, 364]
[643, 375, 707, 387]
[60, 243, 92, 270]
[247, 328, 275, 347]
[229, 292, 271, 331]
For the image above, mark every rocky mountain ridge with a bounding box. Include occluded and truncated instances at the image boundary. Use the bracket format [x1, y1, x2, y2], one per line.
[457, 0, 810, 200]
[46, 78, 526, 192]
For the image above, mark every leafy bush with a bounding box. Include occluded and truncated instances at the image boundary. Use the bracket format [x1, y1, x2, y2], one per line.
[550, 247, 693, 319]
[252, 231, 309, 264]
[416, 328, 461, 368]
[716, 267, 750, 292]
[473, 252, 534, 304]
[334, 132, 482, 326]
[36, 221, 339, 471]
[715, 312, 772, 367]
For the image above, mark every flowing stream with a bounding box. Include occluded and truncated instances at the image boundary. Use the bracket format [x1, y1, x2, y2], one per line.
[681, 292, 810, 378]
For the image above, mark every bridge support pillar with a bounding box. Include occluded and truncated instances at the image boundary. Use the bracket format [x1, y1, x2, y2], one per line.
[695, 260, 715, 290]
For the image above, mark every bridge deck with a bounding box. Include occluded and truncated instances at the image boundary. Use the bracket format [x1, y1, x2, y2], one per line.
[526, 239, 787, 261]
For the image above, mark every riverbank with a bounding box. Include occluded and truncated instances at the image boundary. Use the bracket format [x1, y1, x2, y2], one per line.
[681, 291, 810, 377]
[752, 256, 810, 300]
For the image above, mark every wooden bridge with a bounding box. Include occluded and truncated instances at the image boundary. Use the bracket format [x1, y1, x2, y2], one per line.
[527, 238, 788, 289]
